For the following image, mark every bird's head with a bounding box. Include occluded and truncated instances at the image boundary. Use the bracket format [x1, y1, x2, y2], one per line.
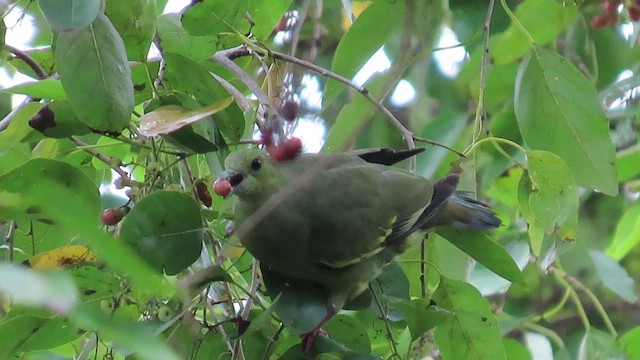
[215, 148, 280, 200]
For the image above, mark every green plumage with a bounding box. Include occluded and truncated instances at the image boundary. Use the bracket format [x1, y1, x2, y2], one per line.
[220, 148, 501, 315]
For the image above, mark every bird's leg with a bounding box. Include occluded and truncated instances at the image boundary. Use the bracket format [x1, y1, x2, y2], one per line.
[301, 308, 335, 354]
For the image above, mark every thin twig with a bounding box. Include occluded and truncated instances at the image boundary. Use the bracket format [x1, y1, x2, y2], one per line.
[268, 50, 416, 151]
[6, 221, 17, 262]
[0, 97, 30, 132]
[550, 269, 591, 332]
[212, 49, 272, 130]
[550, 267, 618, 338]
[5, 44, 48, 80]
[523, 321, 565, 349]
[413, 135, 465, 157]
[68, 137, 130, 179]
[307, 0, 323, 64]
[472, 0, 496, 143]
[370, 284, 399, 357]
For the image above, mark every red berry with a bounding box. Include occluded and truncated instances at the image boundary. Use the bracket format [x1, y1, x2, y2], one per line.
[213, 179, 232, 198]
[274, 17, 288, 32]
[195, 181, 213, 207]
[268, 137, 302, 162]
[590, 14, 610, 28]
[629, 6, 640, 21]
[101, 208, 125, 226]
[603, 1, 618, 14]
[280, 100, 299, 122]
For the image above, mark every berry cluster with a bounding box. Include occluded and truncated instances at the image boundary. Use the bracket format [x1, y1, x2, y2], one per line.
[591, 1, 640, 28]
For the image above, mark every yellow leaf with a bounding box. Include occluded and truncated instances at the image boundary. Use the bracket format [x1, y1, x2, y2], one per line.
[139, 97, 233, 137]
[27, 245, 96, 269]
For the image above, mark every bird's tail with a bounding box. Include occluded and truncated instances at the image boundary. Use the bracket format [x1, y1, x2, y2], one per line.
[425, 193, 501, 231]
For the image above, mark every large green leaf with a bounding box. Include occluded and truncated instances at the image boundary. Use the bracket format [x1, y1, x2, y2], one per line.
[323, 76, 384, 152]
[163, 52, 228, 104]
[69, 303, 182, 360]
[323, 0, 405, 105]
[105, 0, 158, 61]
[606, 203, 640, 260]
[156, 14, 218, 62]
[4, 79, 66, 100]
[55, 13, 134, 133]
[621, 327, 640, 359]
[524, 150, 579, 240]
[119, 191, 204, 275]
[0, 309, 81, 357]
[437, 229, 525, 287]
[323, 314, 371, 353]
[181, 0, 249, 36]
[248, 0, 293, 40]
[28, 100, 91, 138]
[0, 158, 100, 222]
[39, 0, 101, 31]
[590, 250, 638, 302]
[491, 0, 577, 65]
[433, 277, 507, 360]
[394, 298, 448, 341]
[261, 266, 328, 335]
[514, 46, 617, 195]
[578, 328, 625, 360]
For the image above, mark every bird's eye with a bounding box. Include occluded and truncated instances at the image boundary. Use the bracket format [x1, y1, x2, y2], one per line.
[250, 158, 262, 171]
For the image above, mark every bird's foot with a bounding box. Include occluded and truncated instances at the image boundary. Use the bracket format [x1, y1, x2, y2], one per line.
[301, 327, 329, 354]
[301, 308, 335, 354]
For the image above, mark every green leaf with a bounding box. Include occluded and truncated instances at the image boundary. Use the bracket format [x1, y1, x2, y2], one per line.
[181, 0, 249, 36]
[491, 0, 577, 65]
[119, 191, 204, 275]
[324, 0, 404, 105]
[4, 79, 66, 100]
[247, 0, 293, 40]
[69, 303, 182, 360]
[90, 136, 130, 171]
[514, 46, 617, 195]
[324, 76, 383, 152]
[433, 277, 507, 360]
[105, 0, 158, 61]
[55, 13, 134, 133]
[0, 309, 81, 357]
[28, 101, 91, 138]
[616, 144, 640, 182]
[516, 172, 544, 256]
[503, 338, 531, 360]
[323, 314, 371, 353]
[156, 14, 218, 62]
[589, 250, 638, 302]
[165, 126, 219, 154]
[621, 326, 640, 359]
[578, 328, 625, 360]
[437, 228, 525, 287]
[0, 158, 100, 222]
[470, 237, 530, 295]
[261, 266, 328, 335]
[163, 52, 228, 104]
[525, 150, 579, 240]
[606, 203, 640, 260]
[394, 298, 448, 341]
[39, 0, 101, 31]
[0, 265, 78, 312]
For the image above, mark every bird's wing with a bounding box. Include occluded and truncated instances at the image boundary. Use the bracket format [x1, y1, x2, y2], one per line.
[280, 157, 445, 270]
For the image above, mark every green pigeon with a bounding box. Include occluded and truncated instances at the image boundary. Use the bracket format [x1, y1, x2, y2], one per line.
[215, 147, 500, 352]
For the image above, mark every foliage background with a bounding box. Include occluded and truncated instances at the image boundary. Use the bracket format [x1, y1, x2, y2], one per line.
[1, 0, 640, 359]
